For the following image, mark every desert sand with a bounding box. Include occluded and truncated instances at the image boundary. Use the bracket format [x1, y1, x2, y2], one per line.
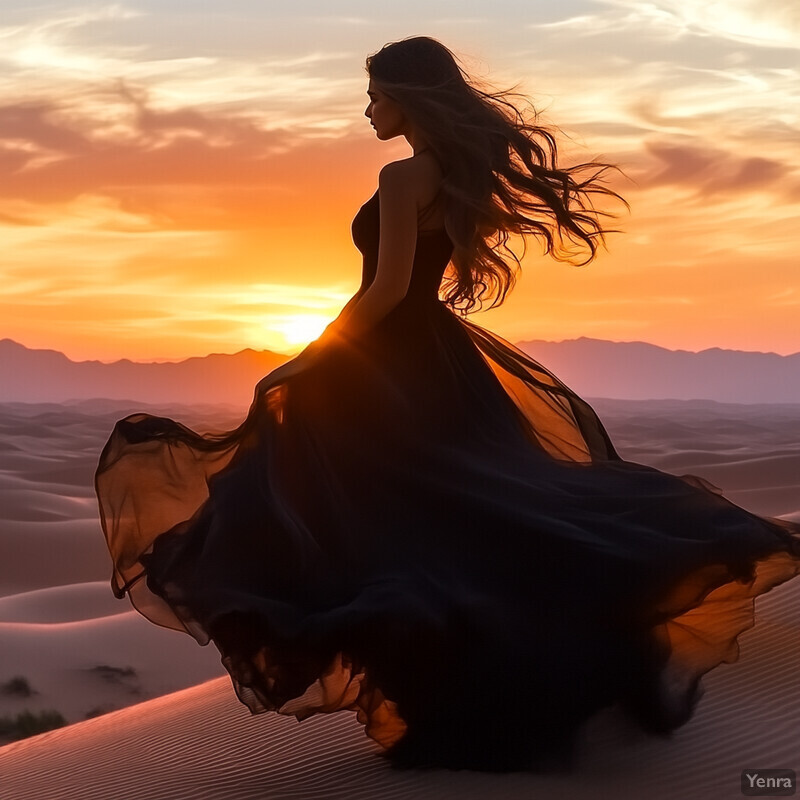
[0, 401, 232, 726]
[0, 397, 798, 798]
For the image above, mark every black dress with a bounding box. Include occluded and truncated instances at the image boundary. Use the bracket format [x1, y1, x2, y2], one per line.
[95, 187, 800, 772]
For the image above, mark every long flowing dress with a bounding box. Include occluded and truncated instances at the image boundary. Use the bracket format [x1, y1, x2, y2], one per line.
[95, 186, 800, 772]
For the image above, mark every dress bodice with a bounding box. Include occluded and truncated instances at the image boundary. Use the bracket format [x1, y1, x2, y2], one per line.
[351, 189, 454, 304]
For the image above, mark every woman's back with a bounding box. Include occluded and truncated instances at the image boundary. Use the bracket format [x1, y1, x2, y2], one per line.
[351, 181, 453, 306]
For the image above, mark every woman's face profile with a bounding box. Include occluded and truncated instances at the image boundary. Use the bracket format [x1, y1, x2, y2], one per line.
[364, 79, 407, 142]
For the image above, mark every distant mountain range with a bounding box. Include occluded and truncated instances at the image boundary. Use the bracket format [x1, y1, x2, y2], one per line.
[1, 337, 799, 406]
[516, 337, 800, 404]
[0, 339, 284, 406]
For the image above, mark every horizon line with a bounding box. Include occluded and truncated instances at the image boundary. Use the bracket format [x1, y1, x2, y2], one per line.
[2, 336, 799, 365]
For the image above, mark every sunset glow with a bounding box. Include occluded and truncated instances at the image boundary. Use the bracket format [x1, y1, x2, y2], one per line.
[267, 313, 335, 353]
[1, 1, 798, 361]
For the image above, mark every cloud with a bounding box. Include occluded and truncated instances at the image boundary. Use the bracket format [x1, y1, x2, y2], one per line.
[0, 5, 362, 143]
[530, 3, 682, 39]
[643, 139, 781, 191]
[0, 87, 297, 207]
[546, 0, 800, 49]
[606, 0, 800, 49]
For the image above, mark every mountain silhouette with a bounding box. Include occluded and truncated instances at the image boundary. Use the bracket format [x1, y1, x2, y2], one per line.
[0, 339, 285, 406]
[1, 337, 799, 406]
[516, 337, 800, 404]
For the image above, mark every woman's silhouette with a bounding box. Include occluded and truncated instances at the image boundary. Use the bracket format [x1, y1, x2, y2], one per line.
[95, 36, 800, 773]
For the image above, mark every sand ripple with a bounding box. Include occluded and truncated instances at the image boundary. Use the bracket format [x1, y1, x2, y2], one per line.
[0, 574, 798, 799]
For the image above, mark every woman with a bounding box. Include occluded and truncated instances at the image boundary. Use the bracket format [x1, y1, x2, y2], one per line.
[95, 36, 800, 773]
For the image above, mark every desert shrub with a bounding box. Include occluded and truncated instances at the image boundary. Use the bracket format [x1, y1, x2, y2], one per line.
[0, 709, 67, 741]
[1, 676, 34, 697]
[90, 665, 137, 682]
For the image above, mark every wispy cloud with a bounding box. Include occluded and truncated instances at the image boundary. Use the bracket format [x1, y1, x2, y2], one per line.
[0, 6, 362, 138]
[535, 0, 800, 49]
[598, 0, 800, 49]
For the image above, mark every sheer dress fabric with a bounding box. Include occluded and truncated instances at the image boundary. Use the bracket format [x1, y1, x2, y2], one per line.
[95, 188, 800, 772]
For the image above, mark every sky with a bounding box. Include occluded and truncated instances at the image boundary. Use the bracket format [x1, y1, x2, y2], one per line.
[1, 0, 799, 362]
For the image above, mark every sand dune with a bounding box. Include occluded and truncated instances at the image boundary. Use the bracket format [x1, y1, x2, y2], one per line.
[1, 574, 798, 800]
[0, 611, 223, 723]
[0, 520, 112, 596]
[0, 401, 235, 725]
[0, 397, 798, 796]
[0, 400, 240, 597]
[0, 582, 129, 624]
[591, 399, 800, 518]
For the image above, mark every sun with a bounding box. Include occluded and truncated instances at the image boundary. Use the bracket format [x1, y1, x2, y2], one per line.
[273, 313, 331, 350]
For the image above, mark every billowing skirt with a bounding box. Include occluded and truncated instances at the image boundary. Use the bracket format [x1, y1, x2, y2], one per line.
[95, 300, 800, 771]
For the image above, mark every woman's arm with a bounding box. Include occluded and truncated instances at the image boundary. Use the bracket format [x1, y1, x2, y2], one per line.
[317, 159, 420, 344]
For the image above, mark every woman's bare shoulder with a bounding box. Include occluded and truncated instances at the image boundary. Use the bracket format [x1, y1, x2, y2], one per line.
[380, 151, 441, 181]
[379, 153, 443, 222]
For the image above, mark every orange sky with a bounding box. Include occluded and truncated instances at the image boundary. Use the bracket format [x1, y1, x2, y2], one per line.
[1, 2, 799, 361]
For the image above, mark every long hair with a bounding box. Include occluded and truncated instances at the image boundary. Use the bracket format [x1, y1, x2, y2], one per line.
[366, 36, 628, 313]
